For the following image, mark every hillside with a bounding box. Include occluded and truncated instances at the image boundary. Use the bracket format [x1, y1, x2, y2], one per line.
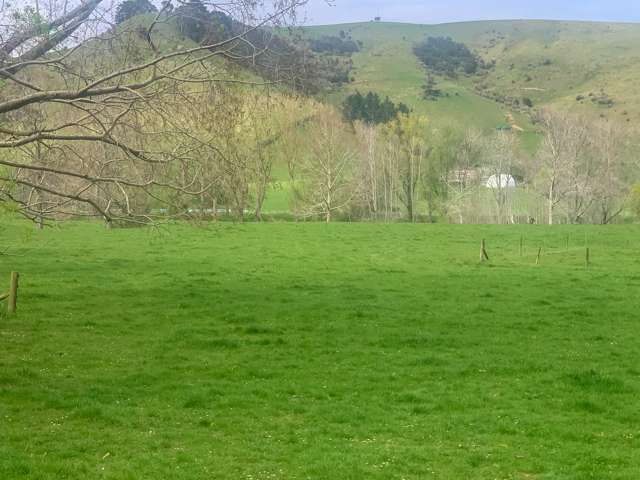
[6, 11, 638, 222]
[302, 20, 640, 150]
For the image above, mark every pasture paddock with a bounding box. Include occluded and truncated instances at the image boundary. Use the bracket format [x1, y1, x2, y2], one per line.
[1, 222, 639, 479]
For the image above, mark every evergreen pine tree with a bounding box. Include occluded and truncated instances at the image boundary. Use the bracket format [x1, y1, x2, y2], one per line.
[342, 91, 408, 125]
[423, 74, 441, 100]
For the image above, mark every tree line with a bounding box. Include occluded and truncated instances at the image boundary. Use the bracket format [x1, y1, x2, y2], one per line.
[1, 1, 639, 227]
[286, 107, 639, 224]
[0, 0, 308, 226]
[118, 0, 353, 93]
[413, 36, 488, 77]
[342, 92, 410, 125]
[309, 35, 360, 55]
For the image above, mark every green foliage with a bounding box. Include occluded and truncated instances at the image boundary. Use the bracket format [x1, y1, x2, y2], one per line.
[309, 35, 359, 55]
[307, 55, 354, 88]
[175, 0, 215, 43]
[172, 9, 325, 93]
[2, 222, 640, 477]
[422, 73, 441, 100]
[342, 91, 409, 125]
[413, 36, 482, 77]
[114, 0, 157, 25]
[423, 126, 463, 220]
[381, 114, 431, 221]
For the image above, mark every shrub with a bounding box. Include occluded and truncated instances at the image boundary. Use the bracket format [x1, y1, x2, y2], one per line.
[413, 36, 483, 76]
[309, 35, 359, 55]
[342, 91, 409, 125]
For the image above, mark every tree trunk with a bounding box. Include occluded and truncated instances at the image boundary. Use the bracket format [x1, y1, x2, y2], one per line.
[548, 182, 555, 225]
[426, 190, 434, 223]
[255, 193, 264, 222]
[405, 169, 415, 223]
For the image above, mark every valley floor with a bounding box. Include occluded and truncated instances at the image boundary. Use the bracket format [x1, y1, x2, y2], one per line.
[1, 222, 640, 479]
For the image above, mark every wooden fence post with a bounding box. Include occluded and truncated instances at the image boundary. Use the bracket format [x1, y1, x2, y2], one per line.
[519, 235, 523, 257]
[480, 239, 489, 262]
[7, 272, 19, 315]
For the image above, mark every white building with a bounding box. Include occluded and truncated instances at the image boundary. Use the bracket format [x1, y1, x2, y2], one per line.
[485, 174, 517, 189]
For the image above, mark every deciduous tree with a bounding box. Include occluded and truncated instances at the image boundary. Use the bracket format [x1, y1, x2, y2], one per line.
[292, 106, 355, 222]
[381, 114, 431, 222]
[0, 0, 306, 225]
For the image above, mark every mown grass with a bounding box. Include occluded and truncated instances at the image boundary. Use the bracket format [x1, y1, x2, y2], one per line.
[1, 221, 640, 479]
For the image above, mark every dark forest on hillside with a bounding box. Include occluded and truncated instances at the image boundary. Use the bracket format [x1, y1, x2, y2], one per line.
[413, 36, 483, 76]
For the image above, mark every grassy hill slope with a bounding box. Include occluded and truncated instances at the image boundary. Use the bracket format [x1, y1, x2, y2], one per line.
[308, 22, 527, 131]
[304, 20, 640, 147]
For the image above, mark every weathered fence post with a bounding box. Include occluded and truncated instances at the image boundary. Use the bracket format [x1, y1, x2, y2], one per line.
[480, 239, 489, 262]
[586, 247, 590, 268]
[519, 235, 524, 257]
[8, 271, 19, 314]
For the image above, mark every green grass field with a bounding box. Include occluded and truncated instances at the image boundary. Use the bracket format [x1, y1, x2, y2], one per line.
[2, 221, 640, 479]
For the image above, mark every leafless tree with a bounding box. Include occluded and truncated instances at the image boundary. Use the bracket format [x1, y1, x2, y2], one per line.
[381, 115, 430, 222]
[444, 128, 483, 224]
[292, 106, 355, 222]
[0, 0, 306, 225]
[532, 110, 637, 225]
[379, 135, 400, 222]
[591, 118, 634, 224]
[353, 122, 379, 219]
[533, 109, 591, 225]
[483, 130, 519, 224]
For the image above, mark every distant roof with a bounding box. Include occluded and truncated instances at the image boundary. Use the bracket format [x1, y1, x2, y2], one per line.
[486, 174, 517, 189]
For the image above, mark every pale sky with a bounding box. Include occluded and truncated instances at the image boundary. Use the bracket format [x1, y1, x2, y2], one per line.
[302, 0, 640, 25]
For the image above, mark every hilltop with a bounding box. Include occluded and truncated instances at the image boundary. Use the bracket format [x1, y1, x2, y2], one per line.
[5, 8, 639, 223]
[302, 19, 640, 148]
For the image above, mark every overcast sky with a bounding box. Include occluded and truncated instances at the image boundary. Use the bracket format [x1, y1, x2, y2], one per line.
[301, 0, 640, 25]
